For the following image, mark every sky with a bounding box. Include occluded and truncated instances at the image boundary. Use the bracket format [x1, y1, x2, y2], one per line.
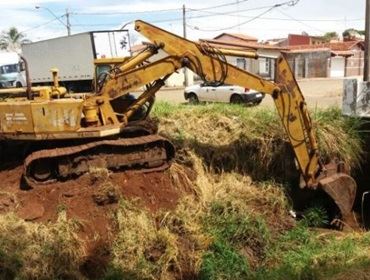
[0, 0, 365, 45]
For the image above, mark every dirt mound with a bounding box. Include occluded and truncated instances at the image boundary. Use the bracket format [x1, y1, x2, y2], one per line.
[0, 163, 193, 257]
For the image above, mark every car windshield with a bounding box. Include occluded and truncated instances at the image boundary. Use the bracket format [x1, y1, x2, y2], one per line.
[0, 64, 18, 74]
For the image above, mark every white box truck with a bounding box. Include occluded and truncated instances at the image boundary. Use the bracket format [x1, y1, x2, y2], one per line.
[0, 52, 26, 88]
[21, 30, 131, 92]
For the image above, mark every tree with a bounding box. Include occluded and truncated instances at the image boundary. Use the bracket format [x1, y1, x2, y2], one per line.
[343, 28, 364, 41]
[323, 31, 339, 42]
[0, 27, 31, 52]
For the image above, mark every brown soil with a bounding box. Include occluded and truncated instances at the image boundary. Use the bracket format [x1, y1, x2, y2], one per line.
[0, 162, 193, 267]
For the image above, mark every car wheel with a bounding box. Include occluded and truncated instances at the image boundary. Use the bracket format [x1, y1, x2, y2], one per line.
[230, 94, 243, 104]
[188, 93, 199, 104]
[16, 82, 22, 88]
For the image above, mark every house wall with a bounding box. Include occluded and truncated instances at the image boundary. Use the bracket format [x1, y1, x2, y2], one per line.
[288, 34, 310, 46]
[346, 47, 364, 77]
[143, 49, 194, 87]
[225, 49, 280, 80]
[285, 51, 331, 78]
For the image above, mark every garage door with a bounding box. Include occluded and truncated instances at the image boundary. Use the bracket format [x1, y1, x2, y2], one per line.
[330, 57, 345, 78]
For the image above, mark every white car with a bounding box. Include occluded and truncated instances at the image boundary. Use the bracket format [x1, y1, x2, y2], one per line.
[184, 81, 265, 105]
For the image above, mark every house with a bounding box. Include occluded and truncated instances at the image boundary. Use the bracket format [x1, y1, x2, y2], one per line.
[266, 32, 365, 78]
[199, 35, 286, 80]
[328, 41, 364, 77]
[284, 46, 331, 78]
[287, 41, 364, 78]
[266, 33, 327, 47]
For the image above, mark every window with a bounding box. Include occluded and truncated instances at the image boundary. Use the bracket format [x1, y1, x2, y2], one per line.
[236, 58, 246, 70]
[0, 64, 18, 74]
[259, 58, 270, 75]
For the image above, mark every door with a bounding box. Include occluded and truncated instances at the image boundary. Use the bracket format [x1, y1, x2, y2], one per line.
[330, 57, 345, 78]
[198, 82, 217, 102]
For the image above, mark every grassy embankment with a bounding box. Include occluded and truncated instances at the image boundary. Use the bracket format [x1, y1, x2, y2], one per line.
[0, 102, 368, 280]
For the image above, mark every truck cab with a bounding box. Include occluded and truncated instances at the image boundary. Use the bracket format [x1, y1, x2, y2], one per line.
[0, 52, 26, 88]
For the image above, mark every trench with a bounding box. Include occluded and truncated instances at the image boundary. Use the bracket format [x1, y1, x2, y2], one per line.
[353, 122, 370, 229]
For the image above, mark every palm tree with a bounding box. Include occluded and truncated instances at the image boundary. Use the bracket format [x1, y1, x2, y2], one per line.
[0, 27, 31, 52]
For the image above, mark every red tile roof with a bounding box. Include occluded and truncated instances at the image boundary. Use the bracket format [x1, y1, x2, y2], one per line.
[199, 38, 288, 51]
[287, 40, 364, 51]
[286, 47, 331, 53]
[214, 33, 258, 42]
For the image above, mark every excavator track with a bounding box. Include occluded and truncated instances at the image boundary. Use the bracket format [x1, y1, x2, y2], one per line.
[24, 134, 175, 186]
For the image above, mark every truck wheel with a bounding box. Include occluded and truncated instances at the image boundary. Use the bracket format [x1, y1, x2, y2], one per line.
[230, 94, 243, 104]
[16, 82, 22, 88]
[188, 93, 199, 104]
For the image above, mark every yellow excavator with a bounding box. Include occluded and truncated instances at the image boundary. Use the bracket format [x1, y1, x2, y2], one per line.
[0, 20, 357, 226]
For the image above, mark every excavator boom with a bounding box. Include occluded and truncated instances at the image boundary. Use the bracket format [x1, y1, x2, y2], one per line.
[121, 20, 357, 227]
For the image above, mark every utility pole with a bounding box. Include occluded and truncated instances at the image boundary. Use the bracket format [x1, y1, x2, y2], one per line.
[35, 6, 71, 36]
[182, 4, 189, 87]
[66, 8, 71, 36]
[364, 0, 370, 82]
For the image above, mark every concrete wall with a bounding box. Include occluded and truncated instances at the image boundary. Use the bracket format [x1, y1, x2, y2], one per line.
[285, 51, 331, 78]
[343, 78, 370, 117]
[346, 48, 364, 77]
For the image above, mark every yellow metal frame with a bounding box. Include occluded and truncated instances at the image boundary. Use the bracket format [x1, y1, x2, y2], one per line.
[130, 20, 321, 187]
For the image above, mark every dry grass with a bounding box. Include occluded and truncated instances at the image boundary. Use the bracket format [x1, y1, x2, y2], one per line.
[0, 211, 84, 279]
[108, 199, 181, 280]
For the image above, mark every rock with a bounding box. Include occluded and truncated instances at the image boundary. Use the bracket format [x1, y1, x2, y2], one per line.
[92, 190, 119, 206]
[62, 189, 80, 198]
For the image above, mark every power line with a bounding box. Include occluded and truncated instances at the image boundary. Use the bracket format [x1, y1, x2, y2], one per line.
[187, 0, 300, 32]
[194, 0, 249, 11]
[72, 0, 249, 16]
[74, 7, 181, 16]
[188, 6, 363, 22]
[277, 8, 326, 33]
[20, 16, 64, 34]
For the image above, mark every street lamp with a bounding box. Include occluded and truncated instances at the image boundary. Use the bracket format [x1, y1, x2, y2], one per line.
[35, 5, 71, 36]
[120, 21, 133, 30]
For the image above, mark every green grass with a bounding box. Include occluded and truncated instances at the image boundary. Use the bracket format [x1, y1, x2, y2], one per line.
[257, 225, 370, 280]
[199, 240, 251, 280]
[203, 200, 271, 256]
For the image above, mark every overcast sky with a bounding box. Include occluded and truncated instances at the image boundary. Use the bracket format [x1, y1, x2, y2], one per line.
[0, 0, 365, 44]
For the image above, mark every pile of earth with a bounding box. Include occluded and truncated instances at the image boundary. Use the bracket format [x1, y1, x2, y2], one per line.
[0, 160, 195, 275]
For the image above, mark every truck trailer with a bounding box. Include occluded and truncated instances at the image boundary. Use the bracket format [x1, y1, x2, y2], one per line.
[21, 30, 131, 92]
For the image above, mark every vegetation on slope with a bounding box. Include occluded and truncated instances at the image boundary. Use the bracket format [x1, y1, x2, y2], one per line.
[0, 103, 367, 280]
[153, 103, 363, 182]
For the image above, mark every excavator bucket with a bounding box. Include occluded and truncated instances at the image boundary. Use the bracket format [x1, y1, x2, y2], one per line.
[317, 163, 358, 229]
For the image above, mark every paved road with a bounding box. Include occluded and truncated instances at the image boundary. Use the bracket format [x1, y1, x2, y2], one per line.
[151, 78, 345, 108]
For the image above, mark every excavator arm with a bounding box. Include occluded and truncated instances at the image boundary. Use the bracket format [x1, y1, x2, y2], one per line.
[97, 20, 357, 226]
